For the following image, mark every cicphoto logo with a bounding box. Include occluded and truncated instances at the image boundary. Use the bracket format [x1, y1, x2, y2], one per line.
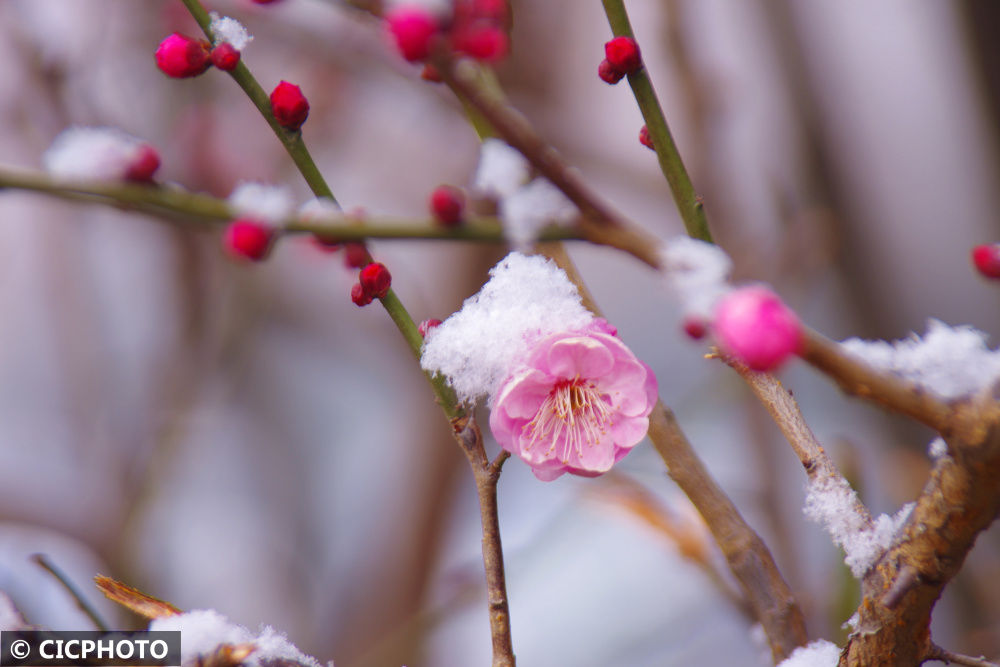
[0, 631, 180, 666]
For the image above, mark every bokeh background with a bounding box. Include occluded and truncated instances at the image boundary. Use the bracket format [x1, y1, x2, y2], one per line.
[1, 1, 999, 665]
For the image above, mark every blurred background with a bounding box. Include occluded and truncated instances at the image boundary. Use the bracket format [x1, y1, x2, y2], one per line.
[0, 0, 998, 665]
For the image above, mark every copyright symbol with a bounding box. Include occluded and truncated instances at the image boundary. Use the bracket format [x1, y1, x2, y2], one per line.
[9, 639, 30, 660]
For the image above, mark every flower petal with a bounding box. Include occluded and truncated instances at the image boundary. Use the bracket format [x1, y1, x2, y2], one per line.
[544, 335, 615, 379]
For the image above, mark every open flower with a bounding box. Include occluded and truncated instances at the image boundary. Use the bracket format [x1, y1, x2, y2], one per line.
[489, 320, 657, 481]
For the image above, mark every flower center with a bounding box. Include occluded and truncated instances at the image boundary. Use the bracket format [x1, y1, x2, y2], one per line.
[522, 379, 614, 459]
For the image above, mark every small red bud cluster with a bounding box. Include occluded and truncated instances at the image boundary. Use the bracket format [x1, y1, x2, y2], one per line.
[385, 0, 509, 66]
[598, 36, 641, 85]
[269, 81, 310, 130]
[155, 33, 248, 77]
[352, 262, 392, 307]
[972, 244, 1000, 279]
[124, 144, 162, 183]
[429, 185, 465, 227]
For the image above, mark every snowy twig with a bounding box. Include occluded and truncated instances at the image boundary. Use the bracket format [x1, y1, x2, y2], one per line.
[600, 0, 713, 243]
[428, 51, 666, 269]
[32, 554, 109, 631]
[927, 645, 1000, 667]
[451, 415, 515, 667]
[800, 326, 953, 434]
[0, 165, 585, 243]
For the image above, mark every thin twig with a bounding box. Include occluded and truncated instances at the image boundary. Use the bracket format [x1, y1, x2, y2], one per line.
[451, 416, 515, 667]
[927, 645, 1000, 667]
[32, 554, 109, 631]
[600, 0, 713, 243]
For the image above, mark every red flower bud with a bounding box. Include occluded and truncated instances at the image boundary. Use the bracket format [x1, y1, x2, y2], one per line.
[604, 36, 641, 74]
[430, 185, 465, 226]
[972, 243, 1000, 279]
[351, 282, 374, 307]
[598, 59, 625, 85]
[418, 318, 442, 337]
[453, 24, 508, 63]
[343, 242, 369, 269]
[270, 81, 310, 131]
[359, 262, 392, 299]
[681, 315, 707, 341]
[155, 33, 211, 79]
[210, 42, 241, 71]
[639, 125, 654, 151]
[223, 219, 274, 261]
[386, 7, 439, 62]
[124, 144, 161, 183]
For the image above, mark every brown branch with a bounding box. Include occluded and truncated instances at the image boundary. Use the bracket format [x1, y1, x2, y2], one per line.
[646, 403, 808, 662]
[839, 399, 1000, 666]
[799, 326, 953, 434]
[451, 415, 516, 667]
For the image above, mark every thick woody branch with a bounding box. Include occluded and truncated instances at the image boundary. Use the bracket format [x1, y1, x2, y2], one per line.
[840, 401, 1000, 666]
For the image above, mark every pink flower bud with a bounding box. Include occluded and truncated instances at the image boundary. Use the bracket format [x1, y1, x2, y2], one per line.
[972, 243, 1000, 279]
[385, 7, 439, 62]
[639, 125, 654, 151]
[223, 219, 274, 261]
[343, 242, 369, 269]
[714, 285, 802, 371]
[270, 81, 310, 131]
[453, 24, 508, 63]
[123, 144, 161, 183]
[351, 282, 374, 307]
[359, 262, 392, 299]
[155, 33, 211, 79]
[210, 42, 241, 71]
[604, 36, 641, 74]
[418, 318, 442, 337]
[598, 59, 625, 85]
[430, 185, 465, 226]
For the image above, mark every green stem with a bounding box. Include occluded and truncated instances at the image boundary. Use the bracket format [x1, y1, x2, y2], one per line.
[600, 0, 713, 243]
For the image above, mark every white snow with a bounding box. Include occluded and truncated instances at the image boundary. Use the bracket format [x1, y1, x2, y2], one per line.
[804, 474, 914, 578]
[928, 436, 949, 459]
[472, 139, 530, 200]
[777, 639, 841, 667]
[43, 126, 148, 181]
[500, 178, 577, 250]
[659, 236, 732, 318]
[297, 197, 342, 223]
[150, 609, 321, 667]
[209, 13, 253, 50]
[228, 182, 294, 226]
[841, 319, 1000, 400]
[420, 252, 594, 403]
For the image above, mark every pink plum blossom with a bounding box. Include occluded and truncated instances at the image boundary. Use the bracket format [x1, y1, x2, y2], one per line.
[489, 320, 657, 481]
[714, 285, 802, 371]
